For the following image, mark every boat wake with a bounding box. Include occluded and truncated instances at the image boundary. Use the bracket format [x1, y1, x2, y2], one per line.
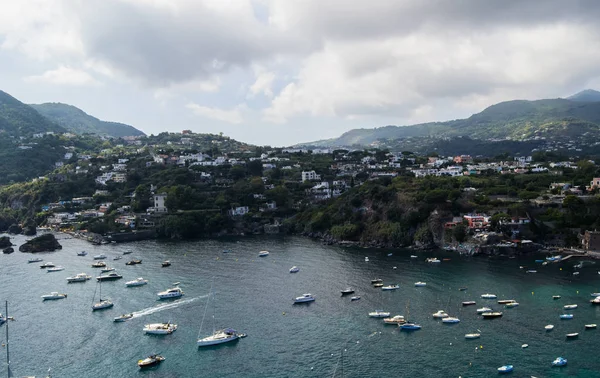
[130, 295, 207, 319]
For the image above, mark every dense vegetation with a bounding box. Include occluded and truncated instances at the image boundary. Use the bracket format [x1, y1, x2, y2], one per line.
[0, 90, 65, 136]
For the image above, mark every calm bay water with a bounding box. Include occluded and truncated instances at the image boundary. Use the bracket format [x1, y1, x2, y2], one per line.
[1, 232, 600, 378]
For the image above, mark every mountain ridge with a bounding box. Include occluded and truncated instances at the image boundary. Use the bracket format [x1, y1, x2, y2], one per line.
[0, 90, 65, 136]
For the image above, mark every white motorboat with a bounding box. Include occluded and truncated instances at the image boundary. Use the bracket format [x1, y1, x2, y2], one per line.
[381, 284, 399, 291]
[370, 278, 383, 284]
[77, 251, 87, 256]
[350, 296, 361, 301]
[28, 258, 43, 263]
[66, 273, 92, 283]
[157, 287, 184, 299]
[462, 301, 477, 306]
[100, 267, 115, 273]
[432, 310, 449, 318]
[465, 333, 480, 339]
[476, 307, 492, 313]
[426, 258, 441, 263]
[481, 293, 497, 299]
[497, 365, 513, 374]
[526, 270, 537, 273]
[585, 324, 597, 329]
[410, 255, 418, 259]
[591, 296, 600, 304]
[383, 315, 405, 324]
[552, 357, 567, 367]
[505, 302, 519, 308]
[573, 271, 580, 275]
[91, 261, 106, 268]
[126, 277, 148, 287]
[96, 272, 123, 281]
[114, 313, 133, 322]
[143, 322, 177, 335]
[521, 344, 528, 348]
[197, 328, 244, 346]
[563, 304, 578, 310]
[93, 254, 107, 260]
[364, 257, 369, 262]
[138, 354, 165, 368]
[560, 314, 574, 319]
[590, 293, 600, 297]
[553, 295, 561, 300]
[481, 312, 503, 319]
[294, 294, 315, 303]
[340, 288, 355, 295]
[40, 262, 55, 268]
[442, 317, 460, 324]
[545, 324, 554, 331]
[41, 292, 67, 300]
[414, 282, 426, 287]
[289, 266, 299, 273]
[566, 332, 579, 339]
[258, 250, 269, 257]
[47, 266, 65, 272]
[369, 310, 390, 318]
[497, 299, 515, 304]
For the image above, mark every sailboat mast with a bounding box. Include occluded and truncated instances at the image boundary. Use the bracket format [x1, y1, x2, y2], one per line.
[5, 301, 9, 378]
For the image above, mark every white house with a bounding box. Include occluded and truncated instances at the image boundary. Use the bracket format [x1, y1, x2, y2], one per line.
[302, 170, 321, 182]
[228, 206, 249, 216]
[153, 193, 168, 213]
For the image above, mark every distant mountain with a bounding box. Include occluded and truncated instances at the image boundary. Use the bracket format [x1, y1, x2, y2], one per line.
[566, 89, 600, 102]
[31, 103, 145, 138]
[0, 90, 65, 136]
[302, 91, 600, 148]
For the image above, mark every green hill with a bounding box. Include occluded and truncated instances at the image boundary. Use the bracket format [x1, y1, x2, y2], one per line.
[0, 91, 65, 136]
[31, 103, 145, 138]
[567, 89, 600, 102]
[303, 91, 600, 148]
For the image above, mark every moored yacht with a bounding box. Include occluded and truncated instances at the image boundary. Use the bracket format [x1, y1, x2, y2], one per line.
[293, 294, 315, 303]
[162, 260, 171, 267]
[462, 301, 476, 306]
[126, 259, 142, 265]
[258, 250, 269, 257]
[414, 282, 426, 287]
[552, 357, 567, 367]
[426, 258, 441, 263]
[47, 266, 65, 272]
[481, 293, 497, 299]
[93, 254, 107, 260]
[563, 304, 578, 310]
[41, 292, 67, 300]
[369, 310, 390, 318]
[77, 251, 87, 256]
[553, 295, 561, 300]
[590, 296, 600, 304]
[126, 277, 148, 287]
[28, 258, 43, 263]
[432, 310, 449, 318]
[138, 354, 165, 368]
[289, 266, 299, 273]
[585, 324, 597, 329]
[476, 307, 492, 313]
[566, 332, 579, 339]
[143, 322, 177, 335]
[92, 299, 113, 311]
[91, 261, 106, 268]
[497, 365, 513, 374]
[157, 287, 184, 299]
[100, 267, 115, 273]
[545, 324, 554, 331]
[560, 314, 574, 319]
[370, 278, 383, 284]
[340, 288, 355, 295]
[497, 299, 515, 304]
[197, 328, 244, 346]
[465, 333, 480, 339]
[400, 322, 421, 330]
[40, 262, 55, 268]
[442, 317, 460, 324]
[381, 284, 399, 291]
[383, 315, 405, 324]
[66, 273, 92, 283]
[96, 272, 123, 281]
[482, 311, 503, 319]
[505, 302, 519, 308]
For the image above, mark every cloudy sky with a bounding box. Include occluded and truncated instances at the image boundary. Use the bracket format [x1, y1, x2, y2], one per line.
[2, 0, 600, 146]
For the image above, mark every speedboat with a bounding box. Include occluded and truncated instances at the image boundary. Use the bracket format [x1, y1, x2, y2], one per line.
[197, 328, 245, 346]
[521, 344, 528, 348]
[497, 365, 513, 374]
[289, 266, 299, 273]
[138, 354, 165, 368]
[465, 333, 480, 339]
[410, 255, 417, 259]
[340, 288, 355, 295]
[47, 266, 65, 272]
[563, 304, 578, 310]
[476, 307, 492, 314]
[400, 323, 421, 330]
[96, 272, 123, 281]
[40, 262, 55, 268]
[100, 267, 115, 273]
[382, 284, 400, 291]
[481, 293, 497, 299]
[92, 299, 114, 311]
[462, 301, 476, 306]
[350, 296, 361, 301]
[157, 287, 184, 299]
[442, 317, 460, 324]
[545, 324, 554, 331]
[370, 278, 383, 284]
[505, 302, 519, 308]
[585, 324, 597, 329]
[114, 313, 133, 322]
[293, 294, 315, 303]
[560, 314, 574, 319]
[432, 310, 449, 318]
[369, 310, 390, 318]
[566, 332, 579, 339]
[426, 258, 441, 263]
[258, 250, 269, 257]
[66, 273, 92, 283]
[126, 277, 148, 287]
[552, 357, 567, 367]
[91, 261, 106, 268]
[591, 297, 600, 304]
[553, 295, 561, 300]
[383, 315, 405, 324]
[77, 251, 87, 256]
[41, 292, 67, 300]
[161, 260, 171, 267]
[126, 259, 142, 265]
[497, 299, 515, 304]
[414, 282, 426, 287]
[482, 312, 502, 319]
[143, 323, 177, 335]
[93, 254, 107, 260]
[28, 258, 43, 263]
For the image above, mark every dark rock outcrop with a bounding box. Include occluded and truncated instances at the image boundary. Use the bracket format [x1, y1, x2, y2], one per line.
[19, 233, 62, 253]
[8, 224, 22, 234]
[0, 236, 12, 248]
[3, 247, 14, 254]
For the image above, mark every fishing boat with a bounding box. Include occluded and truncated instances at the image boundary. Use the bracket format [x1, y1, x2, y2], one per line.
[143, 322, 177, 335]
[566, 332, 579, 339]
[114, 313, 133, 322]
[545, 324, 554, 331]
[161, 260, 171, 267]
[462, 301, 476, 306]
[157, 287, 184, 300]
[383, 315, 405, 324]
[368, 310, 390, 318]
[560, 314, 574, 319]
[414, 282, 426, 287]
[138, 354, 165, 368]
[91, 261, 106, 268]
[476, 307, 492, 313]
[41, 292, 67, 300]
[66, 273, 92, 283]
[289, 266, 299, 273]
[481, 312, 502, 319]
[47, 266, 65, 272]
[28, 258, 43, 263]
[293, 294, 315, 303]
[464, 333, 480, 339]
[92, 279, 113, 311]
[197, 282, 245, 347]
[381, 284, 399, 291]
[497, 365, 513, 374]
[258, 250, 269, 257]
[480, 293, 497, 299]
[552, 357, 567, 367]
[563, 304, 578, 310]
[126, 277, 148, 287]
[432, 310, 449, 318]
[442, 317, 460, 324]
[585, 324, 597, 329]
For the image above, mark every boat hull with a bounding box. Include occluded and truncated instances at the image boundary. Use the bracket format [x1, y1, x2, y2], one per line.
[197, 335, 239, 347]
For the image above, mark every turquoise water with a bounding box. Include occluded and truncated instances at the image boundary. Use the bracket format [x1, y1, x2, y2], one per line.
[1, 233, 600, 377]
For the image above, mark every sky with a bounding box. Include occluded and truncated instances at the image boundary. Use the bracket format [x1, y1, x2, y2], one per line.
[2, 0, 600, 146]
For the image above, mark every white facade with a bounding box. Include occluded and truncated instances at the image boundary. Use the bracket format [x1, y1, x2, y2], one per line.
[302, 170, 321, 182]
[154, 193, 168, 213]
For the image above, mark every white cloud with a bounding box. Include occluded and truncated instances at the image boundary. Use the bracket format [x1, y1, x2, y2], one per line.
[249, 70, 275, 98]
[186, 103, 244, 124]
[24, 66, 101, 86]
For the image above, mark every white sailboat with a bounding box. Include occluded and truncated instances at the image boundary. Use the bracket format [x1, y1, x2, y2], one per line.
[197, 282, 245, 347]
[92, 279, 113, 311]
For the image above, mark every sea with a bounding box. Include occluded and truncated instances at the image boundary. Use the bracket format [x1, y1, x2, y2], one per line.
[1, 232, 599, 378]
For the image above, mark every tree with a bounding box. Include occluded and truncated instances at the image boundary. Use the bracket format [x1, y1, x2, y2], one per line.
[453, 223, 467, 243]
